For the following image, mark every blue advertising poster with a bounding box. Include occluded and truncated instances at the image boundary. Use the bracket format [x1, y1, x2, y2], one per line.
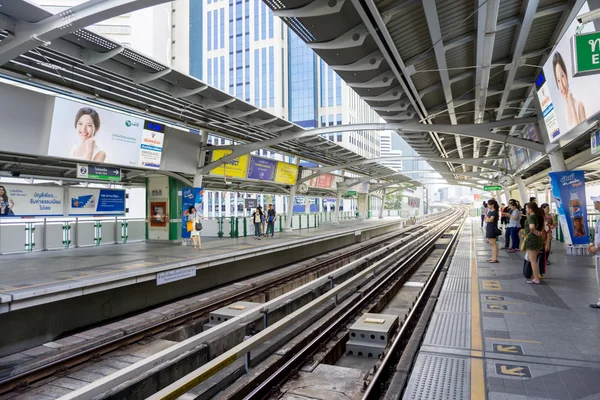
[247, 156, 277, 181]
[68, 187, 125, 216]
[181, 187, 204, 239]
[548, 171, 589, 245]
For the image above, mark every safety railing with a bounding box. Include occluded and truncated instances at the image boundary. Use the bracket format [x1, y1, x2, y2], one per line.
[199, 211, 361, 238]
[0, 217, 145, 255]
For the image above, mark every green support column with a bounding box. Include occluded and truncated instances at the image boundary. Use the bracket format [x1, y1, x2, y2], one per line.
[168, 177, 185, 241]
[243, 217, 247, 237]
[306, 214, 309, 228]
[368, 195, 371, 219]
[218, 217, 224, 238]
[235, 217, 239, 238]
[279, 216, 283, 232]
[230, 217, 235, 238]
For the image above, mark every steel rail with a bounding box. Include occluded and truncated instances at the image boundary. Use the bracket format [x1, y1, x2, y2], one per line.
[0, 221, 425, 396]
[241, 210, 464, 400]
[55, 213, 447, 400]
[361, 211, 468, 399]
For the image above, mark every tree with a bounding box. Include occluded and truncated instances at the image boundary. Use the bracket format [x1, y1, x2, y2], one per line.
[385, 190, 403, 210]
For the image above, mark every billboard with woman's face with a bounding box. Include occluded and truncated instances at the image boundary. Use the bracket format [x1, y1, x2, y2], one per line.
[48, 98, 144, 166]
[539, 2, 600, 142]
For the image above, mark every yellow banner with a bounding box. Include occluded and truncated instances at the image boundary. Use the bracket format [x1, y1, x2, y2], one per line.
[210, 149, 249, 179]
[275, 162, 298, 185]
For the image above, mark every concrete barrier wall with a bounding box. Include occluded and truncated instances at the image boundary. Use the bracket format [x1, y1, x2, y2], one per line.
[0, 221, 403, 356]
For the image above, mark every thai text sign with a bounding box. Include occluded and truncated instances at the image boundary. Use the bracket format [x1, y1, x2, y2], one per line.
[247, 156, 277, 181]
[210, 149, 249, 179]
[275, 162, 298, 185]
[573, 31, 600, 76]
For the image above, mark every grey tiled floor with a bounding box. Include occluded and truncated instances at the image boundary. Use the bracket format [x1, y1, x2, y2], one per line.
[476, 223, 600, 400]
[0, 218, 397, 291]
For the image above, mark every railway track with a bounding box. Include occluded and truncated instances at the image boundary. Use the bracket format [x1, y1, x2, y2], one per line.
[0, 216, 439, 398]
[80, 207, 466, 400]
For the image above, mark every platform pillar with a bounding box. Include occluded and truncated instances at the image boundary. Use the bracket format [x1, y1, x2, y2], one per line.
[548, 151, 567, 172]
[284, 185, 296, 232]
[503, 186, 511, 205]
[379, 190, 386, 219]
[515, 176, 528, 205]
[333, 191, 342, 225]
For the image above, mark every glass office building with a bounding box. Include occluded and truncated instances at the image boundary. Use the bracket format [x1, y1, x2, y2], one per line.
[180, 0, 381, 159]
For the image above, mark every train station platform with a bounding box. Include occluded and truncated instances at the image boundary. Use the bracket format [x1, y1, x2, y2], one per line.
[0, 217, 406, 356]
[404, 218, 600, 400]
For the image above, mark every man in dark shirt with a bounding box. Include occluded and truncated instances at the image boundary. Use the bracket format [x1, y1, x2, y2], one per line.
[266, 204, 277, 237]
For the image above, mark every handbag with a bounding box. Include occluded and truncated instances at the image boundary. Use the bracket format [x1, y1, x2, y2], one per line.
[520, 233, 528, 251]
[186, 220, 193, 232]
[195, 221, 203, 231]
[522, 258, 532, 279]
[494, 226, 502, 236]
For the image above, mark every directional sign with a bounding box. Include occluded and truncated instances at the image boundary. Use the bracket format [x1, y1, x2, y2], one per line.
[493, 344, 523, 355]
[77, 164, 121, 181]
[486, 304, 508, 311]
[482, 280, 501, 290]
[495, 363, 531, 378]
[484, 185, 502, 191]
[485, 296, 505, 301]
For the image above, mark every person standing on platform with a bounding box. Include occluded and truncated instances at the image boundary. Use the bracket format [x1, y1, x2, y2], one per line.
[188, 206, 202, 250]
[504, 199, 521, 253]
[252, 206, 264, 240]
[481, 201, 488, 229]
[588, 196, 600, 309]
[485, 199, 500, 263]
[266, 204, 277, 238]
[524, 202, 545, 284]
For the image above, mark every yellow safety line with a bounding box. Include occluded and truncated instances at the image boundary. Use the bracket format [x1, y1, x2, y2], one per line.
[470, 220, 486, 399]
[485, 338, 542, 344]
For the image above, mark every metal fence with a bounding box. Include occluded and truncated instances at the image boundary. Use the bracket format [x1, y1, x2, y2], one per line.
[0, 217, 145, 255]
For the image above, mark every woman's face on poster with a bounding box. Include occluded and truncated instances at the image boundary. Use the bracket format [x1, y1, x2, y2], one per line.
[76, 114, 96, 139]
[554, 62, 569, 97]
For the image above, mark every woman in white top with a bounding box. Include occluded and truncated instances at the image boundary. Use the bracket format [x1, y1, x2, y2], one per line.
[503, 199, 521, 252]
[69, 107, 106, 162]
[188, 206, 202, 249]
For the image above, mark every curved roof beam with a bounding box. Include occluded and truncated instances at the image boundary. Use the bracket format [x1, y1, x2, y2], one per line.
[298, 156, 506, 185]
[197, 117, 541, 174]
[0, 0, 171, 66]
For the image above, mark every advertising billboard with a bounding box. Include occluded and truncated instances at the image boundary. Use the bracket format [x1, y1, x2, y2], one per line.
[523, 124, 543, 165]
[548, 170, 589, 245]
[247, 156, 277, 181]
[537, 2, 600, 142]
[0, 184, 64, 217]
[181, 187, 204, 239]
[274, 162, 299, 185]
[67, 187, 126, 216]
[47, 98, 165, 169]
[209, 149, 249, 179]
[308, 174, 335, 189]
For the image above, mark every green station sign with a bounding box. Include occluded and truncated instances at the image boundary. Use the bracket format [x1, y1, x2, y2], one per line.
[344, 191, 357, 196]
[573, 31, 600, 76]
[483, 185, 502, 191]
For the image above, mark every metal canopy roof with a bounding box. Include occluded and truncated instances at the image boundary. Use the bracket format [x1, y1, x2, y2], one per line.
[0, 0, 415, 192]
[270, 0, 587, 183]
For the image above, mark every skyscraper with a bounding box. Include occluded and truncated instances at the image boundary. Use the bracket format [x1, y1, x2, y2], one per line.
[379, 132, 402, 172]
[175, 1, 381, 159]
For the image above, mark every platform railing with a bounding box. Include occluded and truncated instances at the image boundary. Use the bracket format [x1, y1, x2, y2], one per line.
[0, 217, 145, 254]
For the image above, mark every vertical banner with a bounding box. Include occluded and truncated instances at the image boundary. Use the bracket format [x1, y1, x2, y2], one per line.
[181, 187, 204, 239]
[548, 171, 589, 245]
